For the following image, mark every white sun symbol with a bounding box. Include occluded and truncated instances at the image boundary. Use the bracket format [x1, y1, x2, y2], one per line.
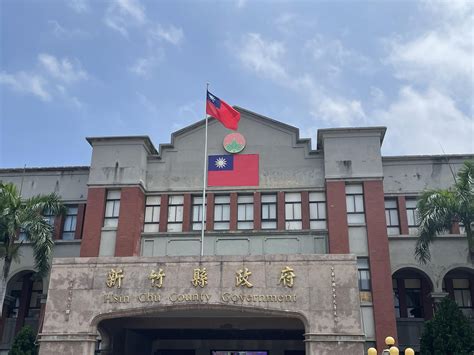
[215, 157, 227, 169]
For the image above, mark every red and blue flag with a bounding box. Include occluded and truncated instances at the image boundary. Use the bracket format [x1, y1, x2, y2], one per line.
[208, 154, 259, 186]
[206, 91, 240, 130]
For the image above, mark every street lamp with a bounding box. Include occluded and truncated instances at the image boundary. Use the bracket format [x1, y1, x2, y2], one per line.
[367, 336, 415, 355]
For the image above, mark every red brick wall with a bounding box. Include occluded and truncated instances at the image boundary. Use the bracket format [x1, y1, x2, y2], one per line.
[253, 192, 261, 230]
[364, 180, 397, 349]
[397, 196, 409, 235]
[80, 188, 106, 257]
[75, 203, 86, 240]
[115, 186, 145, 256]
[230, 193, 238, 231]
[159, 194, 169, 233]
[182, 194, 192, 232]
[277, 191, 285, 230]
[326, 181, 349, 254]
[301, 191, 310, 230]
[53, 214, 64, 240]
[206, 193, 215, 231]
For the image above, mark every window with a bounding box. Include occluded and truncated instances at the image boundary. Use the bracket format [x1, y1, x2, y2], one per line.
[405, 279, 423, 318]
[43, 208, 55, 227]
[261, 194, 277, 229]
[385, 199, 400, 235]
[459, 222, 466, 235]
[214, 195, 230, 230]
[62, 205, 78, 240]
[309, 192, 326, 229]
[285, 192, 302, 230]
[27, 280, 43, 319]
[357, 258, 371, 291]
[393, 279, 401, 318]
[144, 196, 161, 233]
[346, 185, 365, 224]
[167, 195, 184, 232]
[18, 229, 27, 242]
[237, 195, 254, 230]
[104, 190, 121, 227]
[452, 279, 472, 317]
[192, 196, 206, 231]
[406, 198, 419, 235]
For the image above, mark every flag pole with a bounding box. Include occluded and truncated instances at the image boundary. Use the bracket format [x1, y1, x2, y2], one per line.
[200, 83, 209, 257]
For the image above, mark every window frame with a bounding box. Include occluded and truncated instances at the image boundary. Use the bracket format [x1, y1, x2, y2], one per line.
[346, 185, 365, 225]
[261, 193, 277, 230]
[167, 195, 184, 232]
[214, 195, 230, 230]
[104, 190, 121, 228]
[385, 198, 400, 235]
[237, 194, 254, 230]
[62, 205, 78, 240]
[309, 192, 327, 230]
[192, 195, 206, 231]
[144, 196, 161, 233]
[285, 192, 302, 230]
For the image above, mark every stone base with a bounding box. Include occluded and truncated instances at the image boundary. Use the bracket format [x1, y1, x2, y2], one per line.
[38, 333, 97, 355]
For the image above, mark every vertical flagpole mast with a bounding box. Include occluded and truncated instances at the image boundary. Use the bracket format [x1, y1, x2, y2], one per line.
[200, 83, 209, 256]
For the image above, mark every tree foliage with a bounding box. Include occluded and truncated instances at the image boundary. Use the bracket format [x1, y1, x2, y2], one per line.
[415, 160, 474, 263]
[420, 297, 474, 355]
[0, 182, 64, 315]
[9, 325, 38, 355]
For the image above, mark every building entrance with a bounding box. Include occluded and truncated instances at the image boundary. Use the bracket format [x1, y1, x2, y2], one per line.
[97, 309, 306, 355]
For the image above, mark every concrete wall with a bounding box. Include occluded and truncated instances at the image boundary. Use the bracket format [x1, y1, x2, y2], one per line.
[382, 156, 472, 194]
[0, 168, 89, 201]
[389, 236, 472, 291]
[39, 254, 365, 355]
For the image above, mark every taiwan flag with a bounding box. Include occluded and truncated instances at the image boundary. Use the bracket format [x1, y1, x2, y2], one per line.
[208, 154, 259, 187]
[206, 91, 240, 130]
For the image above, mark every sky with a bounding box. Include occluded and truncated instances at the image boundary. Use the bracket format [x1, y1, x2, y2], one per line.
[0, 0, 473, 168]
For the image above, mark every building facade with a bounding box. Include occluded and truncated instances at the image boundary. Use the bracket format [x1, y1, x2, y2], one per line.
[0, 108, 472, 355]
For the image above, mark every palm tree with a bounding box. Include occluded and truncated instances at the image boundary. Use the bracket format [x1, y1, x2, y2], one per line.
[0, 182, 64, 317]
[415, 160, 474, 264]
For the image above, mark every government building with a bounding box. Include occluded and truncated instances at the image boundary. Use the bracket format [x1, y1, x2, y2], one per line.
[0, 107, 472, 355]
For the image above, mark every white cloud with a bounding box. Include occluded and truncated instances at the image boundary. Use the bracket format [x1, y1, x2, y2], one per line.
[386, 1, 473, 95]
[238, 33, 287, 80]
[129, 53, 163, 77]
[310, 95, 367, 127]
[67, 0, 89, 13]
[38, 53, 88, 83]
[136, 91, 158, 114]
[1, 53, 89, 107]
[0, 71, 51, 101]
[48, 20, 88, 39]
[104, 0, 146, 37]
[149, 24, 184, 46]
[375, 86, 473, 155]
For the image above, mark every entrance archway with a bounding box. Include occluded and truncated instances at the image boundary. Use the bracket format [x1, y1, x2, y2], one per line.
[95, 306, 307, 355]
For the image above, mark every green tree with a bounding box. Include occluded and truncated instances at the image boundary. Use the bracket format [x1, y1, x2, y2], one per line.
[420, 297, 474, 355]
[415, 160, 474, 263]
[0, 182, 64, 316]
[9, 325, 38, 355]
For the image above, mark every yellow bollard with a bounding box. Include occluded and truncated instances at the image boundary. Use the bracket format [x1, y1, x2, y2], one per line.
[404, 348, 415, 355]
[385, 336, 395, 346]
[367, 347, 377, 355]
[389, 346, 399, 355]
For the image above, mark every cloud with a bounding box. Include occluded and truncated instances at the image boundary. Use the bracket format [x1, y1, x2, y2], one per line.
[237, 33, 367, 127]
[1, 53, 88, 107]
[0, 71, 51, 101]
[310, 95, 367, 127]
[48, 20, 88, 39]
[129, 53, 163, 77]
[67, 0, 89, 13]
[104, 0, 146, 37]
[238, 33, 287, 80]
[386, 1, 473, 95]
[38, 53, 88, 83]
[136, 91, 158, 115]
[375, 86, 473, 155]
[149, 24, 184, 46]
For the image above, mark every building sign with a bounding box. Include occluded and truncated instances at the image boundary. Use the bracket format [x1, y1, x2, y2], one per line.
[103, 265, 298, 305]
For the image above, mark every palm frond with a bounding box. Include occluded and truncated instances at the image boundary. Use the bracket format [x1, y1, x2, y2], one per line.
[25, 193, 65, 216]
[415, 189, 456, 264]
[22, 214, 54, 277]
